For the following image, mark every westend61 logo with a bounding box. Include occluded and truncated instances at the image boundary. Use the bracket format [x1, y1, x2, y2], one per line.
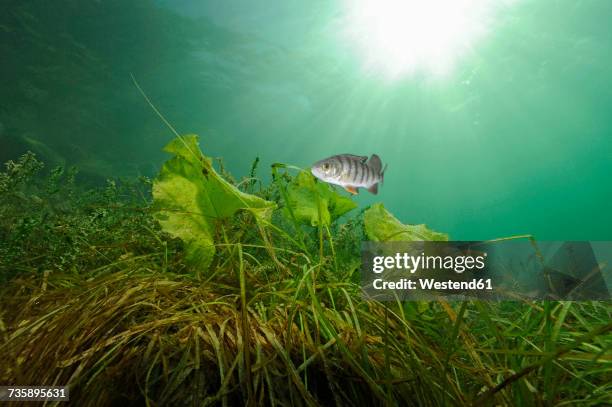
[372, 252, 487, 274]
[362, 241, 612, 301]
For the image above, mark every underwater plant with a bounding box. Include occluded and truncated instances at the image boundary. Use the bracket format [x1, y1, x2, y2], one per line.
[0, 146, 610, 406]
[364, 202, 448, 242]
[152, 134, 275, 271]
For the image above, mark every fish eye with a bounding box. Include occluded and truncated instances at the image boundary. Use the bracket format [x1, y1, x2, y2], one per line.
[323, 163, 330, 170]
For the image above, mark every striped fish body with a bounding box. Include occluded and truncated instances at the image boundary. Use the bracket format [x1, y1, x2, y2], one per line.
[310, 154, 386, 195]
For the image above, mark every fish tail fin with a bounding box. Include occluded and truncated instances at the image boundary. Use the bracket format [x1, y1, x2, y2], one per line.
[366, 155, 386, 194]
[367, 154, 382, 173]
[381, 163, 388, 185]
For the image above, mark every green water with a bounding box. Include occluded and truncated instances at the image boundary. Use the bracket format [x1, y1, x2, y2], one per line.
[1, 0, 611, 240]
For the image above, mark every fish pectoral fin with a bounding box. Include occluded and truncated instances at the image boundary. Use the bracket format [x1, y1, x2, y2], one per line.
[367, 183, 379, 195]
[344, 185, 359, 195]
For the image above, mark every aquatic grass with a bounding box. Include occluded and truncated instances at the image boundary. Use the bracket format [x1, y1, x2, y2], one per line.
[0, 152, 610, 406]
[1, 264, 610, 405]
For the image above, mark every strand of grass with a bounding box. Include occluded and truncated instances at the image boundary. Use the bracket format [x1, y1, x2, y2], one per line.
[141, 224, 169, 271]
[248, 271, 356, 312]
[341, 288, 362, 340]
[383, 305, 393, 405]
[324, 224, 338, 273]
[249, 218, 311, 258]
[248, 157, 259, 192]
[255, 315, 319, 406]
[130, 74, 198, 161]
[474, 322, 612, 406]
[446, 301, 469, 354]
[304, 272, 389, 402]
[472, 348, 612, 359]
[315, 191, 324, 264]
[270, 164, 310, 255]
[235, 177, 259, 189]
[484, 234, 533, 242]
[236, 244, 255, 405]
[543, 300, 554, 401]
[319, 341, 345, 407]
[438, 299, 497, 389]
[210, 352, 242, 406]
[210, 242, 310, 263]
[442, 300, 469, 403]
[254, 215, 288, 276]
[310, 179, 329, 371]
[363, 301, 461, 403]
[73, 234, 114, 264]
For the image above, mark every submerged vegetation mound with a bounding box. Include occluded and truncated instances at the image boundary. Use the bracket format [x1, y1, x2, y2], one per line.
[0, 141, 610, 406]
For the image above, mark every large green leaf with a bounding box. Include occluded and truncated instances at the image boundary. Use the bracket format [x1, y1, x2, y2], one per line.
[364, 203, 448, 242]
[153, 135, 275, 269]
[284, 171, 357, 227]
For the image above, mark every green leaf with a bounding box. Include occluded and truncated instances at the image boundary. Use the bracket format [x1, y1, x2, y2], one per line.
[284, 171, 357, 227]
[363, 203, 448, 242]
[153, 135, 276, 269]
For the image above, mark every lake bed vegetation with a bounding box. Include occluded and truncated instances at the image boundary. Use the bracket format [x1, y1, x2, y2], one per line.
[0, 142, 610, 406]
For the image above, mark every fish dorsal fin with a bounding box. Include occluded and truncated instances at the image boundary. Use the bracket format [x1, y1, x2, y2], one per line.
[341, 154, 368, 163]
[367, 154, 382, 174]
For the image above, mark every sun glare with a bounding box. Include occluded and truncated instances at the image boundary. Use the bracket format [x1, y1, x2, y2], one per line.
[342, 0, 500, 79]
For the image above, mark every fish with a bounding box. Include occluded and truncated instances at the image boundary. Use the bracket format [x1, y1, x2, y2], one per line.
[311, 154, 386, 195]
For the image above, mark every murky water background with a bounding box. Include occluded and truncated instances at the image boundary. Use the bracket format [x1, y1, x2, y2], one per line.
[1, 0, 610, 240]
